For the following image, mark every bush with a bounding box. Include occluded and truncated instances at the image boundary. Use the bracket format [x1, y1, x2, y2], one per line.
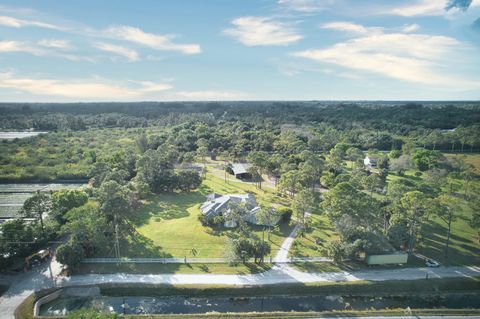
[198, 213, 211, 226]
[56, 239, 85, 272]
[278, 207, 292, 223]
[388, 150, 402, 159]
[212, 215, 225, 225]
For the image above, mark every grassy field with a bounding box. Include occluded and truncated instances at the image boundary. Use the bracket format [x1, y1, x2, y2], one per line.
[445, 153, 480, 172]
[122, 169, 293, 259]
[289, 213, 338, 257]
[78, 262, 272, 275]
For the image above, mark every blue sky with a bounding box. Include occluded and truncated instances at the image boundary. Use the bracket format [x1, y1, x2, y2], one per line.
[0, 0, 479, 101]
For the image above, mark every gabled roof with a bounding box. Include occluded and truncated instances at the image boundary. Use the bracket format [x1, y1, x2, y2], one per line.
[231, 163, 252, 175]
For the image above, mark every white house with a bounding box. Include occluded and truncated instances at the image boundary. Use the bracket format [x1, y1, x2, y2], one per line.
[364, 155, 379, 168]
[200, 193, 279, 228]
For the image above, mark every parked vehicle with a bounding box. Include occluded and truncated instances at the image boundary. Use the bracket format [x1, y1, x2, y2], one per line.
[425, 259, 440, 267]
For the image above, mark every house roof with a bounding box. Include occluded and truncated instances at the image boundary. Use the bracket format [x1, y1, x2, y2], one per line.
[201, 193, 256, 218]
[231, 163, 252, 175]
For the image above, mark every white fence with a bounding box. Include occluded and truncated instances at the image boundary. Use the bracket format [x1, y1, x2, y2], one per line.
[81, 256, 332, 264]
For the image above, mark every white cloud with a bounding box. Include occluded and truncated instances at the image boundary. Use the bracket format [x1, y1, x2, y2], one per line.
[0, 40, 93, 62]
[224, 16, 302, 46]
[94, 42, 140, 62]
[321, 21, 370, 34]
[0, 40, 42, 55]
[402, 23, 421, 33]
[386, 0, 444, 16]
[382, 0, 480, 17]
[175, 90, 245, 100]
[104, 25, 201, 54]
[38, 39, 72, 50]
[293, 25, 479, 89]
[277, 0, 335, 12]
[136, 81, 173, 92]
[0, 72, 172, 99]
[0, 15, 62, 29]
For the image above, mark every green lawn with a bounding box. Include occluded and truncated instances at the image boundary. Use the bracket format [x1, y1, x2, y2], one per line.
[417, 204, 480, 266]
[121, 171, 293, 258]
[78, 262, 272, 275]
[289, 213, 338, 257]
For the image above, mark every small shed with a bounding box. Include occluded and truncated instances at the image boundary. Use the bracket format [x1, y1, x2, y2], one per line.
[366, 253, 408, 265]
[227, 163, 252, 179]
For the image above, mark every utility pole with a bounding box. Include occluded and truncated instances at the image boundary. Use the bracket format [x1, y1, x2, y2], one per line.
[114, 214, 121, 263]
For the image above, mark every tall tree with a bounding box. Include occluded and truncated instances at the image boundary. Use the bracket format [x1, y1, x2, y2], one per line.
[399, 191, 430, 255]
[22, 192, 52, 236]
[51, 189, 88, 224]
[434, 194, 461, 260]
[292, 189, 314, 228]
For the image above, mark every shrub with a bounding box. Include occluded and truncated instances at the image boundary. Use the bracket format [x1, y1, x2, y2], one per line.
[213, 215, 225, 225]
[278, 207, 292, 223]
[56, 239, 85, 272]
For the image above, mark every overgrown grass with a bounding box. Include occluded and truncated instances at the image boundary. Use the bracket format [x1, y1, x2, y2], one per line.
[445, 153, 480, 172]
[99, 277, 480, 297]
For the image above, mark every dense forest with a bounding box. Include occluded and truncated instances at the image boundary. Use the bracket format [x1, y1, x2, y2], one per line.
[0, 102, 479, 182]
[1, 101, 480, 132]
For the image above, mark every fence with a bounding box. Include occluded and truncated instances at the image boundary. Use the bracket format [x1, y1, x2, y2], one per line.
[81, 256, 332, 264]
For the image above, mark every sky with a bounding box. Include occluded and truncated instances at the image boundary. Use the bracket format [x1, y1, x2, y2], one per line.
[0, 0, 479, 102]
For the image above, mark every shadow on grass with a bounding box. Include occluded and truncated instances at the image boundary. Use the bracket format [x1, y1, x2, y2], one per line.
[418, 221, 480, 266]
[118, 231, 174, 258]
[133, 187, 213, 226]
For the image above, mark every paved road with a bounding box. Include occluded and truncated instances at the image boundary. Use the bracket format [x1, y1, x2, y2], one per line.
[58, 264, 480, 287]
[273, 223, 300, 263]
[0, 255, 61, 319]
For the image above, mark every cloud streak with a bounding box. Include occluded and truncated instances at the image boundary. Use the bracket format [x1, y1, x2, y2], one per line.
[277, 0, 335, 12]
[0, 40, 94, 62]
[224, 16, 302, 46]
[93, 42, 140, 62]
[321, 21, 371, 34]
[0, 72, 172, 99]
[104, 25, 201, 54]
[38, 39, 73, 50]
[381, 0, 480, 17]
[0, 15, 63, 30]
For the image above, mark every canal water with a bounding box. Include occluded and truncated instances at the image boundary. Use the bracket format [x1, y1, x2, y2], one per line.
[39, 293, 480, 316]
[0, 131, 47, 139]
